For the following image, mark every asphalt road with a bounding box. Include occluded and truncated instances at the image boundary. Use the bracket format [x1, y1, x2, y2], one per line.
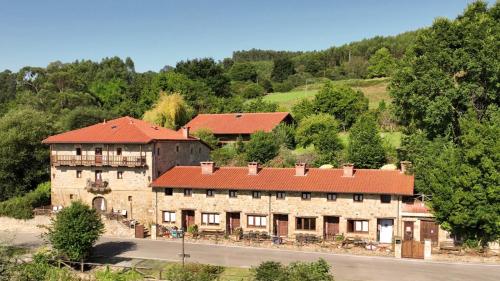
[2, 231, 499, 281]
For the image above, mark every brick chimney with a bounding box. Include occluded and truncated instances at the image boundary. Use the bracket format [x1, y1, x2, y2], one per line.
[201, 161, 215, 175]
[248, 162, 260, 175]
[400, 161, 412, 174]
[343, 163, 354, 177]
[295, 163, 307, 176]
[182, 126, 190, 139]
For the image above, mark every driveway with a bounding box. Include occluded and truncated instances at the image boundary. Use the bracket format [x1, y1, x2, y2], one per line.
[2, 231, 499, 281]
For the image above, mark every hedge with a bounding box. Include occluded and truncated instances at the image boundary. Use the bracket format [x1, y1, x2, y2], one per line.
[0, 182, 50, 219]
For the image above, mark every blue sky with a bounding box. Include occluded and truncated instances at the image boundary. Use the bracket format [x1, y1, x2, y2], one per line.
[0, 0, 489, 72]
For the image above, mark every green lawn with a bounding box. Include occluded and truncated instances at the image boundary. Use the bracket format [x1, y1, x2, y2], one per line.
[262, 77, 390, 110]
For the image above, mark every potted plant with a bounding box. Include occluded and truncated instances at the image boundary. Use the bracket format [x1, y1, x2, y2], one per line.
[187, 224, 199, 238]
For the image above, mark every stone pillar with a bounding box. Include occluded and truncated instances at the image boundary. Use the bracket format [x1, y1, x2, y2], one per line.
[151, 224, 157, 240]
[424, 239, 432, 260]
[394, 236, 402, 259]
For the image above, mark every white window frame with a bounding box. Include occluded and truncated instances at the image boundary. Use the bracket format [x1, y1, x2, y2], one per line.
[163, 211, 176, 223]
[202, 213, 220, 225]
[247, 215, 267, 227]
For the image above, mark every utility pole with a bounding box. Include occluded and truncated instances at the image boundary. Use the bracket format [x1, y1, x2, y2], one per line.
[178, 227, 190, 267]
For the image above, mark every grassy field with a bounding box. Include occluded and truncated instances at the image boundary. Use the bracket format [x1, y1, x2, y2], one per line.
[262, 77, 390, 110]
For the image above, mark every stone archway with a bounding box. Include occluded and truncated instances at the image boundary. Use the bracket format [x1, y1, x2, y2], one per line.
[92, 196, 107, 213]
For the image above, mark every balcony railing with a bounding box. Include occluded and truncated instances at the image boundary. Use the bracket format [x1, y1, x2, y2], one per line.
[51, 155, 146, 167]
[85, 178, 110, 193]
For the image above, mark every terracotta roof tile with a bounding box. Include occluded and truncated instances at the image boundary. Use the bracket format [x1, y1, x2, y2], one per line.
[152, 166, 414, 195]
[43, 116, 197, 144]
[184, 112, 291, 135]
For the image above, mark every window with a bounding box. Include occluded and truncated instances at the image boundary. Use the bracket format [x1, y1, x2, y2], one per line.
[69, 194, 74, 200]
[276, 192, 286, 200]
[229, 190, 237, 198]
[157, 170, 161, 177]
[190, 147, 193, 154]
[117, 171, 123, 179]
[184, 189, 192, 197]
[76, 170, 82, 178]
[296, 217, 316, 231]
[381, 194, 391, 203]
[301, 192, 311, 200]
[247, 215, 267, 227]
[201, 213, 220, 225]
[116, 148, 122, 156]
[128, 196, 133, 202]
[353, 194, 363, 202]
[347, 220, 369, 233]
[198, 147, 202, 153]
[75, 147, 82, 156]
[327, 193, 337, 201]
[206, 189, 215, 197]
[176, 145, 179, 153]
[95, 170, 102, 181]
[163, 211, 176, 223]
[164, 188, 173, 196]
[252, 191, 261, 199]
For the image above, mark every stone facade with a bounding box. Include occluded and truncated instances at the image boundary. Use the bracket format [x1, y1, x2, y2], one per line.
[153, 187, 403, 242]
[50, 141, 210, 223]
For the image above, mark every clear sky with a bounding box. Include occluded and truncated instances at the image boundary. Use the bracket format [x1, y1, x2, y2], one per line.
[0, 0, 489, 72]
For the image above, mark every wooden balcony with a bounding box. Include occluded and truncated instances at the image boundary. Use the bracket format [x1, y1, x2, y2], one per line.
[51, 155, 146, 167]
[85, 179, 111, 193]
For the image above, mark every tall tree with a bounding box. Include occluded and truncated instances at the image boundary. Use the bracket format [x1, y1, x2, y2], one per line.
[175, 58, 231, 97]
[245, 131, 279, 164]
[390, 1, 500, 140]
[313, 82, 368, 130]
[347, 114, 386, 169]
[367, 47, 396, 78]
[143, 92, 192, 130]
[271, 57, 295, 82]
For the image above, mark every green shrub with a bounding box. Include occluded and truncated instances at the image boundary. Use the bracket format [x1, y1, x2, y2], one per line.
[242, 83, 265, 99]
[163, 263, 224, 281]
[14, 250, 79, 281]
[252, 261, 287, 281]
[252, 259, 333, 281]
[0, 182, 50, 219]
[95, 266, 144, 281]
[187, 224, 199, 235]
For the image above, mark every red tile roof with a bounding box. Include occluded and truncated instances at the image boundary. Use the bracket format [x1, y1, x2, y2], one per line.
[152, 166, 414, 195]
[43, 116, 198, 144]
[184, 112, 292, 135]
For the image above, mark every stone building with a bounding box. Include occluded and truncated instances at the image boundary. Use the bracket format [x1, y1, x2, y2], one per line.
[151, 162, 415, 243]
[183, 112, 294, 143]
[43, 116, 211, 222]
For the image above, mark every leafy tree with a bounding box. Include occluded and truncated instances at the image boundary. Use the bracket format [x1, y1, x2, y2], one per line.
[252, 261, 287, 281]
[287, 259, 333, 281]
[245, 131, 279, 164]
[367, 47, 396, 78]
[59, 106, 114, 130]
[48, 201, 104, 261]
[175, 58, 231, 98]
[243, 98, 278, 113]
[259, 79, 273, 93]
[347, 114, 386, 168]
[272, 123, 296, 149]
[0, 108, 57, 201]
[143, 92, 192, 130]
[271, 57, 295, 82]
[241, 83, 265, 99]
[291, 99, 315, 122]
[295, 113, 339, 148]
[193, 128, 219, 149]
[313, 82, 368, 130]
[406, 109, 499, 246]
[229, 62, 258, 82]
[390, 1, 500, 140]
[313, 129, 344, 167]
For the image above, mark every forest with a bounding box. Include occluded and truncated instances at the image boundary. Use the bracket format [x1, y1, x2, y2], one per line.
[0, 1, 497, 245]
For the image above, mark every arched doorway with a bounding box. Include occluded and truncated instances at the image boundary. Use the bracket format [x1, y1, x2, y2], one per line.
[92, 196, 107, 213]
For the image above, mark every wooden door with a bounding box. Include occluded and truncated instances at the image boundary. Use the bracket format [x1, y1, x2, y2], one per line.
[402, 240, 424, 259]
[324, 216, 339, 240]
[273, 214, 288, 237]
[95, 147, 103, 164]
[182, 210, 195, 230]
[226, 213, 240, 234]
[420, 220, 439, 245]
[404, 221, 414, 241]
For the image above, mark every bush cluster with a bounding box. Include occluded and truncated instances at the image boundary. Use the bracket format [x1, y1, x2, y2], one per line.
[0, 182, 50, 219]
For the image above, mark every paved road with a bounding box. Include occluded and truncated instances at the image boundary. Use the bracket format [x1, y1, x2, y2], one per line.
[2, 231, 499, 281]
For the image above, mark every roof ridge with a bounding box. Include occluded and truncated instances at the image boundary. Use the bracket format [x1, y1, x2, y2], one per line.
[194, 112, 290, 116]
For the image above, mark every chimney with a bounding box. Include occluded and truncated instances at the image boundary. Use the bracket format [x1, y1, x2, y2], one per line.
[343, 163, 354, 177]
[182, 126, 190, 139]
[201, 161, 215, 175]
[400, 161, 412, 174]
[248, 162, 260, 175]
[295, 163, 307, 176]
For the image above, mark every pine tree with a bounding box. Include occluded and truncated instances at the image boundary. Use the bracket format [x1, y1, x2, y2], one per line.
[347, 115, 386, 168]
